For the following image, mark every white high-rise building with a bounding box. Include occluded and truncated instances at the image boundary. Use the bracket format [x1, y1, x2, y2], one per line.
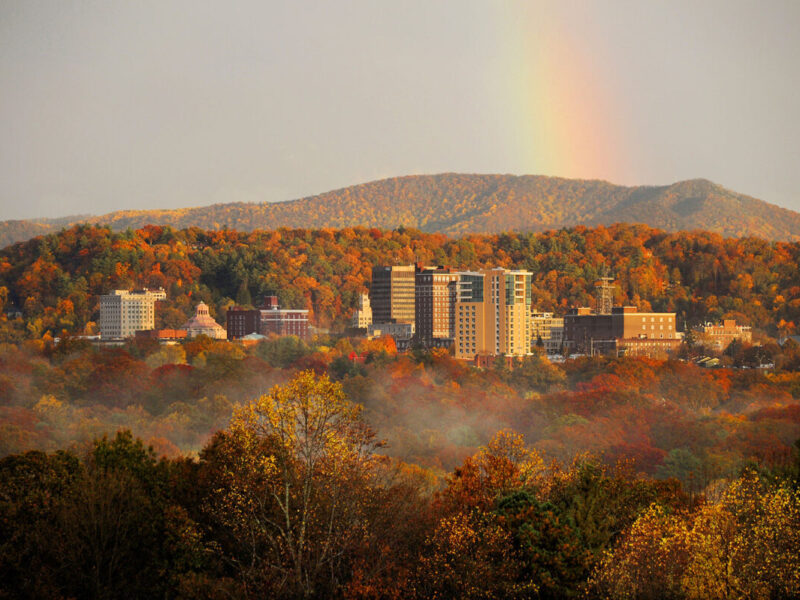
[351, 293, 373, 329]
[99, 288, 166, 339]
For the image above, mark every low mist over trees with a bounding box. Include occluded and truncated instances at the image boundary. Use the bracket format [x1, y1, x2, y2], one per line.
[1, 371, 799, 599]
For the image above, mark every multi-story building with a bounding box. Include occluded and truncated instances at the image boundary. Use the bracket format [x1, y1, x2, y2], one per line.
[227, 295, 310, 341]
[368, 322, 414, 341]
[454, 268, 533, 360]
[695, 319, 752, 352]
[564, 305, 681, 358]
[531, 312, 565, 355]
[182, 302, 227, 339]
[415, 266, 460, 348]
[226, 307, 261, 340]
[370, 265, 416, 326]
[351, 293, 373, 329]
[260, 295, 310, 340]
[99, 288, 166, 340]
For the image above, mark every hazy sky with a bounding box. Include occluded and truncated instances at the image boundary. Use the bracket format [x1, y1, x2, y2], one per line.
[1, 0, 799, 220]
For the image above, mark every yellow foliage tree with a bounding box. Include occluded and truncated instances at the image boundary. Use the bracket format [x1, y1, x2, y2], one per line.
[205, 370, 385, 598]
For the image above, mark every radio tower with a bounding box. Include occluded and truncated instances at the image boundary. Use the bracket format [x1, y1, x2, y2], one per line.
[595, 276, 614, 315]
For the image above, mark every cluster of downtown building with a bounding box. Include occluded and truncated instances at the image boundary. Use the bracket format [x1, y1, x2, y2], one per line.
[96, 270, 750, 361]
[97, 289, 309, 343]
[356, 265, 686, 361]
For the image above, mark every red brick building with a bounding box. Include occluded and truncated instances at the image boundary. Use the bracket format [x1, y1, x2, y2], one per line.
[695, 319, 752, 352]
[228, 295, 310, 341]
[226, 308, 261, 340]
[564, 306, 681, 358]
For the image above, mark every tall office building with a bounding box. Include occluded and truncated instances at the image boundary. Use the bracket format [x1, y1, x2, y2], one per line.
[99, 288, 166, 339]
[370, 265, 416, 325]
[454, 268, 533, 360]
[415, 266, 460, 347]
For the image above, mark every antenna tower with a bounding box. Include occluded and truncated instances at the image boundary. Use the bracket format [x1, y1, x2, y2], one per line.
[596, 276, 615, 314]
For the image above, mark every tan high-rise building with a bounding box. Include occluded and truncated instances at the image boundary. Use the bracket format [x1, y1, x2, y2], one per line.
[99, 288, 166, 339]
[370, 265, 415, 325]
[454, 269, 533, 360]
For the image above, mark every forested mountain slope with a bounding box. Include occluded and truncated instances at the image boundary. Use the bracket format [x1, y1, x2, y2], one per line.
[3, 174, 799, 247]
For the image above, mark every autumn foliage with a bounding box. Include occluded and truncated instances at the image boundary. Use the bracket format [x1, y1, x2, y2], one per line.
[2, 222, 800, 338]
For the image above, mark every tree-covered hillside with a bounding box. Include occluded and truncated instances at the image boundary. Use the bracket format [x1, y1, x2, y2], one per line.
[1, 223, 799, 342]
[3, 174, 800, 247]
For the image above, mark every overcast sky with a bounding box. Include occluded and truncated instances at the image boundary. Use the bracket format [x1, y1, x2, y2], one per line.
[1, 0, 798, 221]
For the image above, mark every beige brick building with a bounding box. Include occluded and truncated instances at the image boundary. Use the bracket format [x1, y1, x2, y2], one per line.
[454, 269, 533, 360]
[99, 288, 166, 340]
[531, 312, 565, 355]
[351, 293, 373, 329]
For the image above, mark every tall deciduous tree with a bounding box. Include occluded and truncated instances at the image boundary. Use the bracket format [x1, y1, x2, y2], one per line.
[204, 370, 385, 598]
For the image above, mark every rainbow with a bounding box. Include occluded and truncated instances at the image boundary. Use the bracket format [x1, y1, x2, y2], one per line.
[497, 6, 634, 184]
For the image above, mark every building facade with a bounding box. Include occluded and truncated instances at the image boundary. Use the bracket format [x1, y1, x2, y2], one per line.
[454, 268, 533, 360]
[135, 329, 187, 342]
[530, 312, 565, 355]
[227, 296, 310, 341]
[99, 288, 166, 339]
[695, 319, 752, 352]
[226, 307, 261, 340]
[351, 293, 373, 329]
[368, 322, 414, 341]
[259, 295, 309, 340]
[182, 302, 227, 339]
[261, 308, 310, 339]
[370, 265, 416, 326]
[564, 305, 680, 358]
[415, 266, 460, 348]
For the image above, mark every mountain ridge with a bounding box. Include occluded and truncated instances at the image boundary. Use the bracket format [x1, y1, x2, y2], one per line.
[2, 173, 799, 247]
